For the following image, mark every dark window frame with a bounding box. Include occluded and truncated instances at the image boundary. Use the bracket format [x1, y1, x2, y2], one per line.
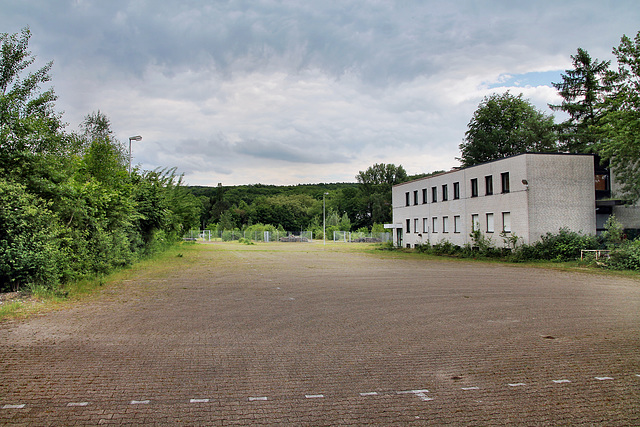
[471, 178, 478, 198]
[485, 175, 493, 195]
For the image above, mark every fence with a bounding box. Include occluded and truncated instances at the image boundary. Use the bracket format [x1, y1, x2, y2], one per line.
[333, 231, 391, 243]
[183, 230, 313, 243]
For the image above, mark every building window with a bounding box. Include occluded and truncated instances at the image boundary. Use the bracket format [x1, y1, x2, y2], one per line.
[442, 184, 448, 201]
[485, 175, 493, 195]
[486, 213, 494, 233]
[414, 218, 419, 233]
[502, 212, 511, 233]
[453, 182, 460, 200]
[442, 216, 449, 233]
[413, 190, 419, 205]
[423, 218, 429, 233]
[422, 188, 428, 204]
[471, 178, 478, 197]
[501, 172, 510, 193]
[454, 215, 461, 233]
[406, 218, 411, 233]
[431, 186, 437, 203]
[405, 192, 410, 206]
[432, 217, 438, 233]
[471, 214, 479, 232]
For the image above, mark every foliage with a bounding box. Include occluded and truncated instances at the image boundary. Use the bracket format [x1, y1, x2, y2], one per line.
[458, 92, 557, 167]
[0, 29, 201, 292]
[601, 214, 624, 249]
[597, 31, 640, 203]
[549, 48, 611, 153]
[0, 179, 64, 291]
[356, 163, 408, 227]
[511, 228, 599, 262]
[605, 239, 640, 270]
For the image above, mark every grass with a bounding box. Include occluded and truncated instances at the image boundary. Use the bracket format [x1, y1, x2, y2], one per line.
[0, 241, 205, 322]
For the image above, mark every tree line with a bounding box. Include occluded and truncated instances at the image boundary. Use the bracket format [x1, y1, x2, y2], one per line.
[0, 29, 201, 292]
[188, 163, 427, 237]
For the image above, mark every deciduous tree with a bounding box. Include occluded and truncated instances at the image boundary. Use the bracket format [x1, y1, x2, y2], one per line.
[458, 92, 557, 167]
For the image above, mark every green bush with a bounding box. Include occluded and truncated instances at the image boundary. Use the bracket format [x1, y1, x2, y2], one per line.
[511, 228, 599, 262]
[606, 239, 640, 270]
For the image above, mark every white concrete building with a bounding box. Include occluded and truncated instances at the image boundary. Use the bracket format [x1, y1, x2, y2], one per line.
[387, 153, 597, 248]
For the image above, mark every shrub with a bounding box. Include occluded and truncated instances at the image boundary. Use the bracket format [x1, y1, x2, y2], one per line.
[606, 239, 640, 270]
[511, 228, 599, 262]
[432, 240, 460, 256]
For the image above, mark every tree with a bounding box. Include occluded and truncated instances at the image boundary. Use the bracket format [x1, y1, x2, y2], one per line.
[356, 163, 408, 227]
[549, 48, 611, 153]
[0, 28, 62, 159]
[597, 31, 640, 203]
[458, 92, 557, 167]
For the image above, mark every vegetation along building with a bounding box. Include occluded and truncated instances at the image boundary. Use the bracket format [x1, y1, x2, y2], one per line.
[386, 153, 639, 248]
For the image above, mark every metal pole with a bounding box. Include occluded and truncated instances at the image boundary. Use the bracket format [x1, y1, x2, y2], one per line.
[323, 193, 326, 246]
[128, 135, 142, 176]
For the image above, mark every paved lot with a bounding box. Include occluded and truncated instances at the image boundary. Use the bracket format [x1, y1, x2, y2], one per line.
[1, 242, 639, 425]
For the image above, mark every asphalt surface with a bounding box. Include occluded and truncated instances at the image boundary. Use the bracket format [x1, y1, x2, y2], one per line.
[1, 242, 639, 425]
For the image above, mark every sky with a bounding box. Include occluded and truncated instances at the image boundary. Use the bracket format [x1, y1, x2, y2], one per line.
[2, 1, 639, 186]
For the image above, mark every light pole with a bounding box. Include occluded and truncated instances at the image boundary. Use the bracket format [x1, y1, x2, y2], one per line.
[128, 135, 142, 175]
[323, 192, 329, 245]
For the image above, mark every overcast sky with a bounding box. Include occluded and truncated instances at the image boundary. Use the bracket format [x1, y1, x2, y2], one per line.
[2, 1, 638, 185]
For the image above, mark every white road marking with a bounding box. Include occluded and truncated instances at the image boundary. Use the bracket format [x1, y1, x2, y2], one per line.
[461, 386, 480, 390]
[190, 399, 210, 403]
[2, 404, 25, 409]
[508, 383, 526, 387]
[305, 394, 324, 399]
[552, 380, 571, 384]
[248, 397, 268, 401]
[359, 392, 379, 396]
[67, 402, 89, 407]
[130, 400, 150, 405]
[595, 376, 613, 381]
[397, 389, 433, 401]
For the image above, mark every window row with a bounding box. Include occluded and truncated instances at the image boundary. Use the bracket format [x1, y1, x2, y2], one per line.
[405, 173, 510, 206]
[405, 212, 511, 234]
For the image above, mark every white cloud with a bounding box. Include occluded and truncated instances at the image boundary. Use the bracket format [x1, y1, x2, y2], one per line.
[1, 0, 638, 185]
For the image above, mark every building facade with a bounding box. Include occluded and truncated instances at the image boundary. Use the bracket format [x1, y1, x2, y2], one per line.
[387, 153, 596, 248]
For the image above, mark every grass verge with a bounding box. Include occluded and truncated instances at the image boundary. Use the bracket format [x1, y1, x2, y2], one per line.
[0, 241, 205, 322]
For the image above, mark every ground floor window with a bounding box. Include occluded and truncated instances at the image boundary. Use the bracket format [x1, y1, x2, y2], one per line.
[432, 217, 438, 233]
[502, 212, 511, 233]
[442, 216, 449, 233]
[486, 213, 494, 233]
[423, 218, 429, 233]
[406, 218, 410, 233]
[471, 214, 479, 232]
[454, 215, 461, 233]
[414, 218, 419, 233]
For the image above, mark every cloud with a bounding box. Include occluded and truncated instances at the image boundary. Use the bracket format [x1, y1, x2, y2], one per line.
[1, 0, 638, 185]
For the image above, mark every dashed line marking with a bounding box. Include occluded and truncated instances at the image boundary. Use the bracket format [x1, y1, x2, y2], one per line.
[130, 400, 150, 405]
[595, 376, 613, 381]
[248, 397, 268, 402]
[461, 386, 480, 390]
[2, 404, 25, 409]
[508, 383, 526, 387]
[189, 398, 210, 403]
[553, 379, 571, 384]
[305, 394, 324, 399]
[67, 402, 89, 407]
[397, 389, 433, 401]
[359, 392, 379, 396]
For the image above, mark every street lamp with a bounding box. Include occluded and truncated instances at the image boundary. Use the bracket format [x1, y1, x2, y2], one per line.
[323, 192, 329, 246]
[128, 135, 142, 175]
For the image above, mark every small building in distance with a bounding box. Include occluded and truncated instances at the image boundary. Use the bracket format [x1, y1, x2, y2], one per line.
[386, 153, 598, 248]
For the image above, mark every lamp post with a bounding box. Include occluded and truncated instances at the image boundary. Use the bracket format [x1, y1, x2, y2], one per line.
[128, 135, 142, 175]
[323, 192, 329, 245]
